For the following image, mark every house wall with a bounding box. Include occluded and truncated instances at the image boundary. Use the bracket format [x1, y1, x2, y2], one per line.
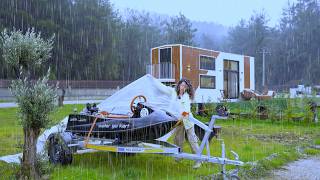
[250, 57, 255, 90]
[172, 45, 180, 82]
[152, 48, 158, 64]
[244, 56, 251, 89]
[151, 48, 158, 77]
[151, 45, 180, 82]
[193, 51, 255, 103]
[181, 46, 219, 88]
[150, 44, 255, 103]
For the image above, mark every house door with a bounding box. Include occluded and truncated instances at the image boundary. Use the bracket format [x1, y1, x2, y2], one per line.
[223, 60, 239, 99]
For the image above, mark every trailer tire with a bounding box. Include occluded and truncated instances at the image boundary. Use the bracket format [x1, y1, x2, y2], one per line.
[47, 133, 73, 165]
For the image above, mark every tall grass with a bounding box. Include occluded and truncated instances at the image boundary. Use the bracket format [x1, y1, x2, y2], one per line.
[0, 99, 319, 179]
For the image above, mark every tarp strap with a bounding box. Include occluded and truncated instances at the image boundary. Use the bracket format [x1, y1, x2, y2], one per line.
[171, 120, 183, 130]
[84, 116, 99, 146]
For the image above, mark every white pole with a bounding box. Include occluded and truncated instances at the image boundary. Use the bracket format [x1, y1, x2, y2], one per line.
[262, 49, 265, 87]
[221, 140, 226, 180]
[257, 48, 270, 88]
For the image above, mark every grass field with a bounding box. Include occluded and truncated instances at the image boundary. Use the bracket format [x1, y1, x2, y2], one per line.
[0, 99, 13, 103]
[0, 102, 320, 179]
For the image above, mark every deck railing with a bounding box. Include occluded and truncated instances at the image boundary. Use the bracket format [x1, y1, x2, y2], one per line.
[146, 63, 175, 80]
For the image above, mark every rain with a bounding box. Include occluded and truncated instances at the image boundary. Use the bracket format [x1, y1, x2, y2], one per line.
[0, 0, 320, 179]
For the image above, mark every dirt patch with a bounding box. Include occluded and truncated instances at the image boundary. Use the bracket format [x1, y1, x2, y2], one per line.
[247, 132, 311, 145]
[270, 156, 320, 180]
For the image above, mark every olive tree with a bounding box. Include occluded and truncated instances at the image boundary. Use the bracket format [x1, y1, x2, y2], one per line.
[1, 28, 56, 179]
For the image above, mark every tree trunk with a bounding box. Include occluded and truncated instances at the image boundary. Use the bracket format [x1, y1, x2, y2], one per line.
[21, 127, 40, 180]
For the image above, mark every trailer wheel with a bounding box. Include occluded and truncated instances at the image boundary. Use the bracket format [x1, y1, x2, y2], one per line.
[48, 134, 73, 165]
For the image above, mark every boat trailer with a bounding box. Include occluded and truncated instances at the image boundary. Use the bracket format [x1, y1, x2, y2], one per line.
[48, 115, 243, 179]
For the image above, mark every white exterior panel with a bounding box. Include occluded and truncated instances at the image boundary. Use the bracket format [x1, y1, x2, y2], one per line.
[150, 45, 255, 103]
[194, 52, 253, 103]
[250, 57, 255, 90]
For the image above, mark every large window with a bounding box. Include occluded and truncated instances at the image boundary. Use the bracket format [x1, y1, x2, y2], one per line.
[224, 60, 239, 71]
[160, 48, 171, 63]
[223, 60, 239, 99]
[159, 48, 172, 79]
[200, 55, 215, 70]
[200, 75, 216, 89]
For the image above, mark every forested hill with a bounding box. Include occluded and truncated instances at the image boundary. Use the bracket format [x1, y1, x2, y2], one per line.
[1, 0, 320, 90]
[0, 0, 197, 81]
[227, 0, 320, 89]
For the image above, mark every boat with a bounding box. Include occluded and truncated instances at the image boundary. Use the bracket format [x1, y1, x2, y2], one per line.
[65, 102, 220, 144]
[66, 109, 177, 144]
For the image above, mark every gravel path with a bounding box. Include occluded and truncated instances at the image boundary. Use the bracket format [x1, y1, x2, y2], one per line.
[270, 156, 320, 180]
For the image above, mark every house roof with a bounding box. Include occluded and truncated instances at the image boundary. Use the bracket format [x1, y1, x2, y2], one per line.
[151, 44, 254, 59]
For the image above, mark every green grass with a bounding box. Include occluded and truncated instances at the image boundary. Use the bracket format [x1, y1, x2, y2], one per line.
[304, 148, 320, 155]
[0, 99, 13, 103]
[0, 104, 85, 178]
[314, 138, 320, 145]
[0, 103, 320, 179]
[0, 105, 85, 156]
[201, 97, 320, 123]
[240, 150, 300, 178]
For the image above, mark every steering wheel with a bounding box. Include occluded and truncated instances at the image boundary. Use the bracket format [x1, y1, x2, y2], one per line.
[130, 95, 147, 113]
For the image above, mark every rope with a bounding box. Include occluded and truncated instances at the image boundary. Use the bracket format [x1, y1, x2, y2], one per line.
[84, 116, 99, 147]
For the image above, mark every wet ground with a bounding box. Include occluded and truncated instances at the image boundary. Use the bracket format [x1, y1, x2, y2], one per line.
[269, 156, 320, 180]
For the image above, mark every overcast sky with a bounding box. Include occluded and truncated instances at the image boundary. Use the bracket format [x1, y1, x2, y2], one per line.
[109, 0, 297, 27]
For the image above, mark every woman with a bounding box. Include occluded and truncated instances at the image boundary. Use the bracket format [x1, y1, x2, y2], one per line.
[174, 78, 201, 169]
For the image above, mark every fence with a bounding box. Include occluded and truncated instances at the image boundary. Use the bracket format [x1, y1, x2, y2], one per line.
[146, 63, 175, 80]
[0, 79, 131, 101]
[0, 79, 130, 89]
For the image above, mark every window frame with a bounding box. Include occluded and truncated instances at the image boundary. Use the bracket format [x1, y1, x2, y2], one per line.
[199, 55, 215, 71]
[159, 47, 172, 64]
[158, 47, 173, 79]
[199, 75, 216, 89]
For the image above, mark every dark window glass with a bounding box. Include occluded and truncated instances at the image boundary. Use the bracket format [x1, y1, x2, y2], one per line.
[200, 75, 216, 89]
[224, 60, 239, 71]
[160, 48, 171, 63]
[223, 60, 239, 98]
[200, 56, 215, 70]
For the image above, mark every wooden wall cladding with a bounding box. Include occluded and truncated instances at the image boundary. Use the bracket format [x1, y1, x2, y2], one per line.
[244, 56, 250, 89]
[172, 45, 180, 82]
[182, 46, 219, 88]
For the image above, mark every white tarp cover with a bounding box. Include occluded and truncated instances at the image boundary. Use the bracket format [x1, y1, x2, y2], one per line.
[0, 74, 181, 164]
[97, 74, 181, 117]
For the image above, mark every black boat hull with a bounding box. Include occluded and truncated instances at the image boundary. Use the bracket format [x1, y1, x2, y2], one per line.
[66, 110, 177, 143]
[66, 111, 219, 144]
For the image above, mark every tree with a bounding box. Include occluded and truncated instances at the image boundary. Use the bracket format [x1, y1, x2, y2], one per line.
[228, 19, 249, 54]
[1, 28, 56, 179]
[277, 0, 320, 85]
[118, 10, 164, 80]
[228, 12, 270, 90]
[201, 33, 216, 50]
[164, 13, 197, 45]
[0, 0, 199, 81]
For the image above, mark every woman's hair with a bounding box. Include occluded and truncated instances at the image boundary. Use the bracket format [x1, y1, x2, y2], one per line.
[175, 78, 195, 100]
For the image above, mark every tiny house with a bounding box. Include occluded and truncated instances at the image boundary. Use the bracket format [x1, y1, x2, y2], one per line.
[147, 44, 255, 103]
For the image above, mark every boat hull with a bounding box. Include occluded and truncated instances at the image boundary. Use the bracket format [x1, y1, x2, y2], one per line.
[66, 111, 220, 144]
[66, 111, 177, 143]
